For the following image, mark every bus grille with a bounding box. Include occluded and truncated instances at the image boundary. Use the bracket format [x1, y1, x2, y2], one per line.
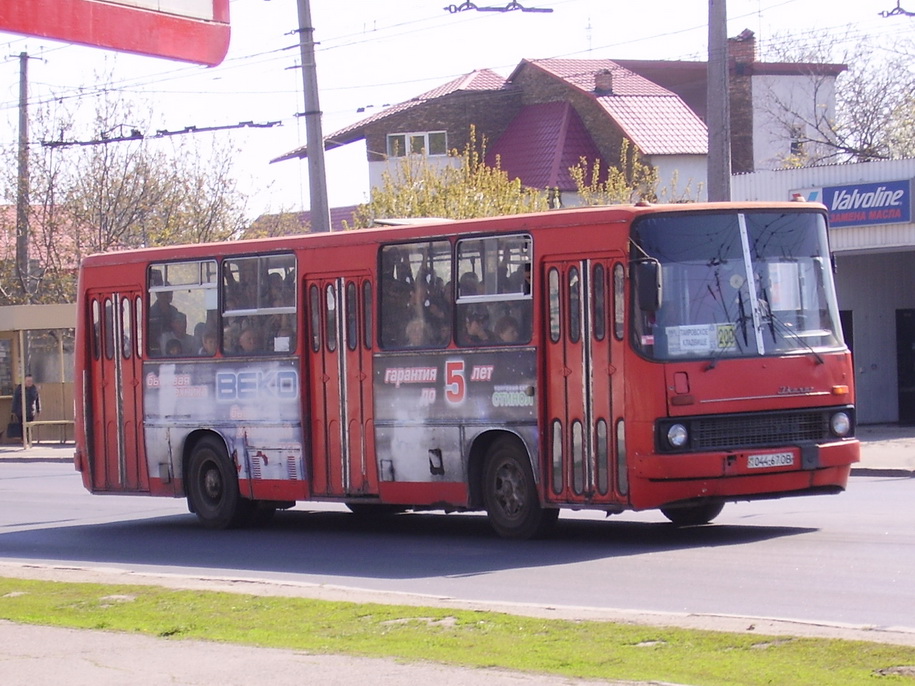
[691, 411, 829, 450]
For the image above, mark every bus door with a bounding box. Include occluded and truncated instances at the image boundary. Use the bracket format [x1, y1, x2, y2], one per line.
[305, 273, 377, 497]
[86, 290, 148, 492]
[543, 257, 624, 505]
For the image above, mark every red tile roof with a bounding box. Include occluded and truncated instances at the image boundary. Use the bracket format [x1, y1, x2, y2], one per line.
[486, 101, 605, 191]
[519, 59, 707, 156]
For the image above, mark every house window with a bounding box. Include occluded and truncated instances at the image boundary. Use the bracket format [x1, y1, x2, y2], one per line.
[387, 131, 448, 158]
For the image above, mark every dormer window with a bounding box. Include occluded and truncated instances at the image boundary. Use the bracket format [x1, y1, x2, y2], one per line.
[387, 131, 448, 158]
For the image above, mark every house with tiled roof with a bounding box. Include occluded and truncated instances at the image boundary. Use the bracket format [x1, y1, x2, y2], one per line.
[275, 30, 844, 207]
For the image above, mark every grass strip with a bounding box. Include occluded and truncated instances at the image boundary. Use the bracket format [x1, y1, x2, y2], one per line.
[1, 576, 914, 685]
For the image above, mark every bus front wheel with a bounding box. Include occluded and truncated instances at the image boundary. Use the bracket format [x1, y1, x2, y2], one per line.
[482, 437, 558, 539]
[187, 437, 250, 529]
[660, 501, 724, 527]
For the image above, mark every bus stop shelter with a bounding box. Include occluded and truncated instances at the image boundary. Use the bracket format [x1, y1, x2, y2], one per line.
[0, 303, 76, 448]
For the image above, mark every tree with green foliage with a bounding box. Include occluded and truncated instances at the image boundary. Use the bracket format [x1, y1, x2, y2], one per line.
[346, 128, 549, 228]
[568, 140, 661, 206]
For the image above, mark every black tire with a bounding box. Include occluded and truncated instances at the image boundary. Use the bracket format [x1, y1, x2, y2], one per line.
[186, 436, 250, 529]
[660, 501, 724, 527]
[482, 437, 558, 539]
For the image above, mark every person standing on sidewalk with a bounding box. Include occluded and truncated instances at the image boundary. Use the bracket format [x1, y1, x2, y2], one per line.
[12, 374, 41, 428]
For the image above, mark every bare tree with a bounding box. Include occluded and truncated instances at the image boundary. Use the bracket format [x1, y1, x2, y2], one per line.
[0, 83, 248, 304]
[760, 30, 915, 165]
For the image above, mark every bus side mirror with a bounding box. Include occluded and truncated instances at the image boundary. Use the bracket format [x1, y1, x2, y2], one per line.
[635, 260, 662, 312]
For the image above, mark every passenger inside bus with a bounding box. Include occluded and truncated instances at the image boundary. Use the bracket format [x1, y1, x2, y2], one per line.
[159, 311, 195, 356]
[236, 326, 263, 354]
[462, 308, 494, 345]
[148, 289, 179, 356]
[494, 315, 521, 343]
[459, 271, 480, 296]
[199, 327, 218, 356]
[404, 317, 430, 347]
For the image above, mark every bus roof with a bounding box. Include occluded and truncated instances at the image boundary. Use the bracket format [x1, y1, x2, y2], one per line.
[79, 201, 827, 269]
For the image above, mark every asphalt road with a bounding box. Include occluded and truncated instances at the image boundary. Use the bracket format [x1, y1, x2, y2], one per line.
[2, 463, 914, 639]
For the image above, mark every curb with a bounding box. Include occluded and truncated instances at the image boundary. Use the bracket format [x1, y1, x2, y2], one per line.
[850, 466, 915, 478]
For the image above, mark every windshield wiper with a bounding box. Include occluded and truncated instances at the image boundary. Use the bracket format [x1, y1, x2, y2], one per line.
[762, 310, 825, 365]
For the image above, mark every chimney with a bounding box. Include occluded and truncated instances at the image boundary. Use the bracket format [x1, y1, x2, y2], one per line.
[594, 69, 613, 95]
[728, 28, 757, 64]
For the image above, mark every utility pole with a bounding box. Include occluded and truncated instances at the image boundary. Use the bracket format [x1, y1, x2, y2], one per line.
[16, 51, 31, 299]
[296, 0, 331, 232]
[706, 0, 731, 202]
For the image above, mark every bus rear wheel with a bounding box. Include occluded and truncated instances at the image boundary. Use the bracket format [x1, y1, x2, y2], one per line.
[187, 437, 250, 529]
[660, 501, 724, 527]
[482, 437, 558, 539]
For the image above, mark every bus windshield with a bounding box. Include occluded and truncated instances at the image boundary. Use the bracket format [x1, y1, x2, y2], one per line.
[631, 210, 844, 361]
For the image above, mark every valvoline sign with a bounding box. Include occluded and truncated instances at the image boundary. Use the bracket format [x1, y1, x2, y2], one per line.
[819, 179, 912, 228]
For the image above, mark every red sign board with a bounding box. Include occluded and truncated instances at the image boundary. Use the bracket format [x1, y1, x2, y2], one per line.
[0, 0, 230, 66]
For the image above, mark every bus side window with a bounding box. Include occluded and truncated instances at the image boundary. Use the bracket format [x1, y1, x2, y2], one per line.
[121, 296, 132, 359]
[363, 280, 373, 349]
[613, 263, 625, 341]
[379, 241, 452, 349]
[456, 234, 531, 347]
[135, 296, 144, 358]
[310, 284, 321, 352]
[103, 298, 115, 360]
[346, 281, 358, 351]
[593, 263, 606, 341]
[222, 254, 296, 356]
[91, 300, 101, 360]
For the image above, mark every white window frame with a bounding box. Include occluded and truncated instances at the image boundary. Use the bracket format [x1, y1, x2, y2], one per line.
[386, 131, 448, 158]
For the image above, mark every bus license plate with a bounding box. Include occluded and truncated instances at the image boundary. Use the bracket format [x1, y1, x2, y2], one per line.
[747, 452, 795, 469]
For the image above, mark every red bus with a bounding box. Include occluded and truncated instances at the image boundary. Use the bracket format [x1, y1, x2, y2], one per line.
[73, 202, 859, 538]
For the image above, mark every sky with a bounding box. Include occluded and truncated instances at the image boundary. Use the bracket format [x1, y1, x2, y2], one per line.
[0, 0, 913, 220]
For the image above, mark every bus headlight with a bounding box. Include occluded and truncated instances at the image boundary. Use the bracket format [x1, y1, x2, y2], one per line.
[667, 423, 689, 448]
[830, 411, 851, 437]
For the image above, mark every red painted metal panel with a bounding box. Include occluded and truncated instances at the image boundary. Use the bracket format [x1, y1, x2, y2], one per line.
[0, 0, 230, 66]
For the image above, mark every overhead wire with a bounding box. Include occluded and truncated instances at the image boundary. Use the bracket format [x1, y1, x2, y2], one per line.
[1, 0, 912, 138]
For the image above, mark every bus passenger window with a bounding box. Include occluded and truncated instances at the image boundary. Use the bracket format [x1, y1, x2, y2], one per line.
[456, 234, 532, 346]
[379, 241, 452, 349]
[222, 253, 296, 356]
[148, 260, 217, 358]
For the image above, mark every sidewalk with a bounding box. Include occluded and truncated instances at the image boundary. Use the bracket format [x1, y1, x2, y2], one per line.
[2, 425, 913, 476]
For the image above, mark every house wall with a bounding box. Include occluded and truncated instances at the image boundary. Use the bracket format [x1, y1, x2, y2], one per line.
[648, 155, 708, 202]
[751, 73, 838, 170]
[367, 155, 461, 196]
